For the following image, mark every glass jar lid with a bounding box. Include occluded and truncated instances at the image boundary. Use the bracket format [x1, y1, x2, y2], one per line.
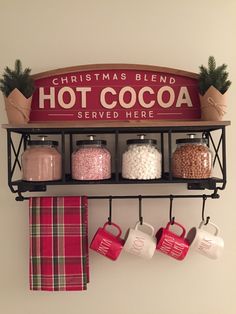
[27, 135, 58, 146]
[76, 135, 107, 146]
[127, 134, 157, 145]
[176, 133, 207, 144]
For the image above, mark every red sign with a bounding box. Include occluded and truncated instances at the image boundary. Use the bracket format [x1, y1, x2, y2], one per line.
[30, 64, 200, 121]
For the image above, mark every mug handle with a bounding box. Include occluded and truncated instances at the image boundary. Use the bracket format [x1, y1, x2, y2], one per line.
[135, 221, 155, 237]
[199, 221, 220, 236]
[103, 222, 122, 238]
[166, 222, 186, 238]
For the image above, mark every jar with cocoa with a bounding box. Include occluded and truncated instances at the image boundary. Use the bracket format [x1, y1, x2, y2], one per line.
[72, 135, 111, 180]
[22, 136, 62, 181]
[172, 134, 212, 179]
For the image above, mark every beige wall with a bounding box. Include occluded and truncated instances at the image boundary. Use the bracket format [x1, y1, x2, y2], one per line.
[0, 1, 236, 314]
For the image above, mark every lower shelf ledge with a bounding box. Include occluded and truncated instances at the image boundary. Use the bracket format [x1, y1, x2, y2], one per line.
[10, 173, 224, 192]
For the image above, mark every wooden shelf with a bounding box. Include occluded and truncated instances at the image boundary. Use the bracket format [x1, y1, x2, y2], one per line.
[2, 120, 231, 130]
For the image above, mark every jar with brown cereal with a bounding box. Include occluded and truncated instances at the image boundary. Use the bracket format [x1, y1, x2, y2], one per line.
[172, 134, 212, 179]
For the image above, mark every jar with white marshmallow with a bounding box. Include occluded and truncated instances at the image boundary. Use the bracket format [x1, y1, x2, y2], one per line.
[122, 134, 162, 180]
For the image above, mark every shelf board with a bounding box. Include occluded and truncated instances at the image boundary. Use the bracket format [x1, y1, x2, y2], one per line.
[11, 174, 224, 191]
[2, 120, 231, 130]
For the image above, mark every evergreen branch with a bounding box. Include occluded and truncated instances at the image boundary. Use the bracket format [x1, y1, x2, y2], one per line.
[208, 56, 216, 73]
[15, 59, 22, 76]
[199, 56, 231, 95]
[0, 59, 35, 98]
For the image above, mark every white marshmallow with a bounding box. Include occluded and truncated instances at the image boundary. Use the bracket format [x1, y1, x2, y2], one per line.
[122, 144, 162, 180]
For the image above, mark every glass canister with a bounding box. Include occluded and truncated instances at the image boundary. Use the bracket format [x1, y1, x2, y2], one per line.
[122, 134, 162, 180]
[72, 135, 111, 180]
[22, 136, 62, 181]
[172, 134, 212, 179]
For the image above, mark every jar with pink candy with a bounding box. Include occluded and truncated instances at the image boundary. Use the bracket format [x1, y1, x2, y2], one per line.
[72, 135, 111, 180]
[22, 136, 62, 181]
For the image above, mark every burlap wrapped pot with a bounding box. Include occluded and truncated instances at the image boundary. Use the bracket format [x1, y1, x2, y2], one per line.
[4, 88, 32, 124]
[199, 86, 227, 121]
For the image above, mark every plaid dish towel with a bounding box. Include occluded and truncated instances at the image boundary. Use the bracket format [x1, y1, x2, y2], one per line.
[29, 196, 89, 291]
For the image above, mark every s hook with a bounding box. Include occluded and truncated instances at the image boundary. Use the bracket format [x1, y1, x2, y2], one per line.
[108, 195, 112, 225]
[138, 195, 143, 225]
[202, 195, 210, 225]
[169, 195, 175, 225]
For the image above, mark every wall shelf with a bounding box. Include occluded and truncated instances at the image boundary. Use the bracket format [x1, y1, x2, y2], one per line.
[2, 120, 230, 198]
[2, 120, 231, 132]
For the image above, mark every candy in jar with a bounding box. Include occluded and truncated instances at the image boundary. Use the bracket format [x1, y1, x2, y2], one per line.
[172, 134, 212, 179]
[72, 135, 111, 180]
[22, 136, 62, 181]
[122, 134, 162, 180]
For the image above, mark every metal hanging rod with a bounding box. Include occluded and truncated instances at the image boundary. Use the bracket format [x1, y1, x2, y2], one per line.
[88, 194, 219, 200]
[15, 191, 220, 201]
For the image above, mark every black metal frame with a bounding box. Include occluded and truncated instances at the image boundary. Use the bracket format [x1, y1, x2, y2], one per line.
[6, 123, 227, 200]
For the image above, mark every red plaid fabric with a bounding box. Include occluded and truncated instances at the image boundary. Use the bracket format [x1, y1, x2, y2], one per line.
[29, 196, 89, 291]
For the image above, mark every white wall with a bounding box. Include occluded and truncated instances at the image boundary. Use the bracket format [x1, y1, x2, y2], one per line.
[0, 1, 236, 314]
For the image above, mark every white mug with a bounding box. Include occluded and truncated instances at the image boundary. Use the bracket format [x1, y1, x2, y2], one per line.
[186, 221, 224, 259]
[123, 221, 156, 259]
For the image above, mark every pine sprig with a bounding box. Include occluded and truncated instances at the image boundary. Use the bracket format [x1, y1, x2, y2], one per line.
[208, 56, 216, 73]
[198, 56, 231, 95]
[0, 59, 35, 98]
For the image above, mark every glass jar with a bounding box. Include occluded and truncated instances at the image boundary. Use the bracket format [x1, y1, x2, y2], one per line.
[172, 134, 212, 179]
[72, 135, 111, 180]
[122, 134, 162, 180]
[22, 136, 62, 181]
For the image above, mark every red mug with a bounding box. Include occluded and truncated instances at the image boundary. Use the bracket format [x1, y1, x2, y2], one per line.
[90, 222, 124, 261]
[156, 222, 190, 261]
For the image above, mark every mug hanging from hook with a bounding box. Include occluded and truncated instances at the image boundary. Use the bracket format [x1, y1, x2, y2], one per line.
[138, 195, 143, 225]
[169, 195, 175, 225]
[201, 194, 210, 225]
[108, 195, 113, 225]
